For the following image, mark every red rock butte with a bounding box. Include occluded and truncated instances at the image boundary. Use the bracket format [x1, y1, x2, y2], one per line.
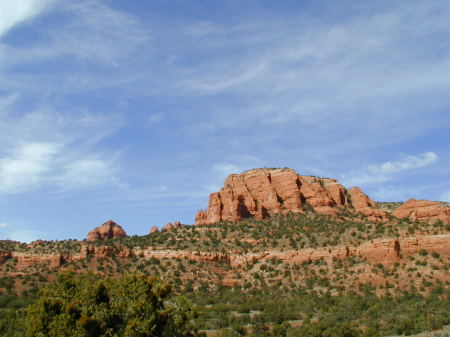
[195, 168, 387, 225]
[87, 220, 127, 242]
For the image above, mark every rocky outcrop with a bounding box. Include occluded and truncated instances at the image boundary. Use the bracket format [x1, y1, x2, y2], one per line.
[68, 245, 132, 262]
[134, 248, 231, 264]
[392, 199, 450, 224]
[348, 187, 387, 222]
[11, 252, 63, 270]
[195, 168, 385, 225]
[150, 226, 159, 234]
[87, 220, 127, 242]
[126, 234, 450, 268]
[2, 234, 447, 271]
[162, 221, 184, 231]
[221, 234, 448, 267]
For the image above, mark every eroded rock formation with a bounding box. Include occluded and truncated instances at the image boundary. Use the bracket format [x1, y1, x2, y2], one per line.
[10, 253, 63, 270]
[348, 187, 387, 222]
[86, 220, 127, 242]
[3, 234, 447, 270]
[195, 168, 386, 225]
[392, 199, 450, 224]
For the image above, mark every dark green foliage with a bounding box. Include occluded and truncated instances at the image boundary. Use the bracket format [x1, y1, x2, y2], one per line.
[189, 285, 450, 337]
[24, 272, 201, 337]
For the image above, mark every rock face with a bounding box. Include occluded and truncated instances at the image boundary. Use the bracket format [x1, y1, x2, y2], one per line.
[3, 234, 448, 271]
[195, 168, 386, 225]
[392, 199, 450, 224]
[150, 226, 159, 234]
[225, 234, 450, 268]
[348, 187, 387, 222]
[86, 220, 127, 242]
[8, 253, 63, 270]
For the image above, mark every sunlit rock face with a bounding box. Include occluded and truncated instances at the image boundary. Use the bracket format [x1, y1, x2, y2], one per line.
[86, 220, 127, 241]
[195, 168, 386, 225]
[392, 199, 450, 224]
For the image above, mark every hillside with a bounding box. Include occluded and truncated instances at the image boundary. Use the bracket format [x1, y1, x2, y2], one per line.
[0, 168, 449, 336]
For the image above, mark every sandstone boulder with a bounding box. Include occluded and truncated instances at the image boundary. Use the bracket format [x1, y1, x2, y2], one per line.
[150, 226, 159, 234]
[86, 220, 127, 242]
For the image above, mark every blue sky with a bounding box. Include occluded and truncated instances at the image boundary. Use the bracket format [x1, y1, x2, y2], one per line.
[0, 0, 449, 242]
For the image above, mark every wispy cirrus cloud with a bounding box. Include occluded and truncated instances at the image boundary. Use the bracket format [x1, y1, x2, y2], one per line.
[0, 142, 61, 194]
[0, 142, 120, 195]
[0, 1, 145, 198]
[366, 152, 438, 175]
[0, 0, 449, 238]
[57, 157, 120, 190]
[0, 100, 123, 196]
[166, 1, 450, 154]
[341, 152, 439, 187]
[0, 0, 56, 38]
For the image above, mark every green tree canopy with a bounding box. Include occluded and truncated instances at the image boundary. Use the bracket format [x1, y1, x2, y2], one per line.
[25, 272, 202, 337]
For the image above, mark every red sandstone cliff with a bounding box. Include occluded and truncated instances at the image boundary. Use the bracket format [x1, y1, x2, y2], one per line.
[86, 220, 127, 242]
[195, 168, 386, 225]
[392, 199, 450, 224]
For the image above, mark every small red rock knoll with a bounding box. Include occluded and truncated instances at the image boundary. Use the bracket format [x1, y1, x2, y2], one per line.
[392, 199, 450, 224]
[87, 220, 127, 241]
[195, 168, 386, 225]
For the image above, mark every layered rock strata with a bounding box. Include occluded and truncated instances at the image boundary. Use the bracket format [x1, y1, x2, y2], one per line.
[2, 234, 448, 270]
[136, 234, 450, 268]
[392, 199, 450, 224]
[195, 168, 386, 225]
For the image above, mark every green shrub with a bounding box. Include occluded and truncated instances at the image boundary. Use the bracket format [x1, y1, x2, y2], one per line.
[25, 271, 202, 337]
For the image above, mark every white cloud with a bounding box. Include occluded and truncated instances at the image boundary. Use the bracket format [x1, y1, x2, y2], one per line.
[0, 142, 61, 194]
[0, 222, 8, 228]
[341, 152, 439, 187]
[0, 140, 121, 195]
[168, 2, 450, 148]
[0, 1, 150, 96]
[58, 158, 118, 189]
[367, 152, 438, 175]
[0, 0, 56, 38]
